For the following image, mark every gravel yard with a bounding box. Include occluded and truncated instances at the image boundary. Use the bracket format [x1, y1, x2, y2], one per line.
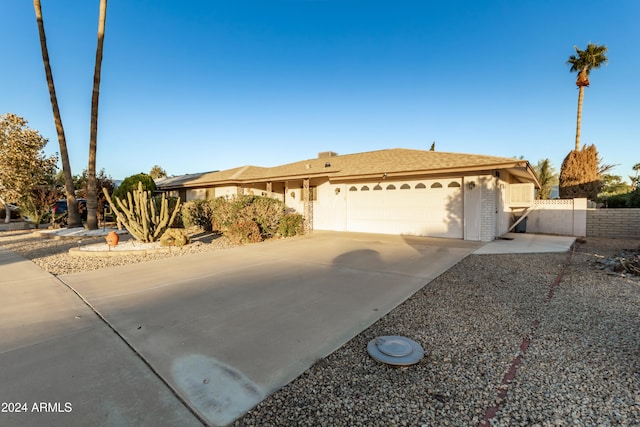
[1, 230, 639, 426]
[234, 238, 640, 427]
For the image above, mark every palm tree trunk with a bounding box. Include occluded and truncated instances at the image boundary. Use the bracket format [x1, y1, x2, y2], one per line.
[86, 0, 108, 230]
[33, 0, 82, 228]
[574, 85, 584, 152]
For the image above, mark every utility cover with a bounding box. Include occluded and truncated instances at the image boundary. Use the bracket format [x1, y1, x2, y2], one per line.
[367, 335, 424, 366]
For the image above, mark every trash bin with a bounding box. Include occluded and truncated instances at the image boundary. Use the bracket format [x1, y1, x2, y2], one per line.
[514, 216, 527, 233]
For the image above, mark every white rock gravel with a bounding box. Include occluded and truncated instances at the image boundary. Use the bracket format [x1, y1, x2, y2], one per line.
[1, 231, 639, 426]
[0, 229, 236, 275]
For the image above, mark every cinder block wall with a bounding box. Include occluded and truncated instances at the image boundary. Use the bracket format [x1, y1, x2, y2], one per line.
[586, 209, 640, 239]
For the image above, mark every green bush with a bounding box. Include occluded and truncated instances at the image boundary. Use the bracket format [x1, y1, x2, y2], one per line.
[277, 213, 304, 237]
[181, 199, 213, 230]
[629, 188, 640, 208]
[601, 193, 629, 208]
[113, 173, 156, 200]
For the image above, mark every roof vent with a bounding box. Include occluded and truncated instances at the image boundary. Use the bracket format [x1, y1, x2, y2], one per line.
[318, 151, 338, 159]
[367, 335, 424, 366]
[325, 162, 331, 167]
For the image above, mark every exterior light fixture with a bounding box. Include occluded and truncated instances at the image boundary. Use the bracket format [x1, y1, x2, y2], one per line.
[335, 188, 341, 195]
[467, 181, 476, 190]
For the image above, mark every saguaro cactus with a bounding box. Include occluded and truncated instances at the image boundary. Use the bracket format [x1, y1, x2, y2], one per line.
[103, 182, 181, 243]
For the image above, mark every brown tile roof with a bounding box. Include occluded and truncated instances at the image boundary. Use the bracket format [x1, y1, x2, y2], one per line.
[158, 148, 536, 188]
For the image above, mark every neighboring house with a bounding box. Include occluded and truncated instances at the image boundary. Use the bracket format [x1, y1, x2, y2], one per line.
[156, 148, 540, 242]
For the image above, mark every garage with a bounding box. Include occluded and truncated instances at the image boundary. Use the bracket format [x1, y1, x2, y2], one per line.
[345, 178, 463, 238]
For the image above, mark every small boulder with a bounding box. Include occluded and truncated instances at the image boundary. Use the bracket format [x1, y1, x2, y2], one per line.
[160, 228, 190, 247]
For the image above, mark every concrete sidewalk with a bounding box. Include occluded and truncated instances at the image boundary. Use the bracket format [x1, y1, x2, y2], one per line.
[0, 231, 574, 426]
[474, 232, 576, 254]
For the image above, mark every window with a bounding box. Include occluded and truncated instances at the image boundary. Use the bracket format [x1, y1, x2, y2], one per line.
[361, 185, 370, 191]
[415, 183, 426, 189]
[373, 184, 382, 190]
[400, 184, 411, 189]
[386, 184, 396, 190]
[448, 182, 461, 188]
[349, 186, 357, 192]
[431, 182, 443, 188]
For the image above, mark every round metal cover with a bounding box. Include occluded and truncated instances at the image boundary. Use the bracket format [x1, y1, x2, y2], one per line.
[367, 335, 424, 366]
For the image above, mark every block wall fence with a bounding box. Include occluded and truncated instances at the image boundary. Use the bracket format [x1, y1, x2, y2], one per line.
[586, 208, 640, 239]
[523, 200, 639, 239]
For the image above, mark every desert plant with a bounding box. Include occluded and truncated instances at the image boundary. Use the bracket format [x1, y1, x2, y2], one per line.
[103, 182, 181, 243]
[155, 195, 182, 227]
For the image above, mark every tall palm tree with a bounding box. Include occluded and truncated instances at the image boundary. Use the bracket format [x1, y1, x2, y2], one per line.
[567, 43, 608, 152]
[33, 0, 82, 227]
[86, 0, 108, 230]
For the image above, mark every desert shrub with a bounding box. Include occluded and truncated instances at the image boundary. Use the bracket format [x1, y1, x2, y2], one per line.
[237, 196, 283, 238]
[277, 213, 304, 237]
[211, 195, 305, 241]
[227, 219, 262, 245]
[160, 228, 190, 247]
[181, 199, 213, 230]
[211, 196, 243, 232]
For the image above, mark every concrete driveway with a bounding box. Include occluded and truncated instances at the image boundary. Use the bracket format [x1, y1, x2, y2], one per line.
[2, 231, 482, 426]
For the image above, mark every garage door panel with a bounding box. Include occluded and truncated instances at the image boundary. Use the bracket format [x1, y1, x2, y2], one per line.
[346, 179, 463, 238]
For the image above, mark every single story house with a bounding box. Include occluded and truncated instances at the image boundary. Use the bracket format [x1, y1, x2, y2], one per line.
[156, 148, 540, 242]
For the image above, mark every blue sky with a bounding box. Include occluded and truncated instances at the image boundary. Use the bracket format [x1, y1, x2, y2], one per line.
[1, 0, 638, 181]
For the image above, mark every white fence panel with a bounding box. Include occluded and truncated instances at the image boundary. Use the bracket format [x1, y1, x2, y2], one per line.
[526, 199, 587, 236]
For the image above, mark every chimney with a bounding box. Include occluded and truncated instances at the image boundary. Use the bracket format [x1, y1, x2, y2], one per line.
[318, 151, 338, 159]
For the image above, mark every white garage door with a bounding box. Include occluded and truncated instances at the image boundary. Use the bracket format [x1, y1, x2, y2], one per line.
[345, 179, 463, 238]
